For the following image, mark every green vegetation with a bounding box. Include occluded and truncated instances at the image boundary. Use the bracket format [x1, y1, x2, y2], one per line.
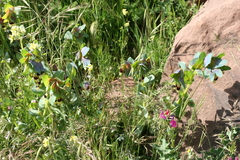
[0, 0, 239, 159]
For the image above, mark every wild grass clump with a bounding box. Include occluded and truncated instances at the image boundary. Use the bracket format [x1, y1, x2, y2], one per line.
[0, 0, 239, 159]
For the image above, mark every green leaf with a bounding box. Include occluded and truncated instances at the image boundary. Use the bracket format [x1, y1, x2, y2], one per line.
[143, 75, 155, 85]
[193, 60, 204, 69]
[17, 121, 27, 128]
[188, 99, 195, 107]
[213, 69, 223, 77]
[53, 70, 65, 80]
[204, 68, 215, 81]
[193, 52, 201, 58]
[204, 53, 212, 67]
[19, 57, 27, 64]
[170, 69, 185, 88]
[64, 31, 73, 40]
[29, 60, 45, 74]
[131, 61, 139, 69]
[189, 52, 206, 69]
[199, 52, 207, 60]
[31, 84, 46, 95]
[184, 70, 194, 84]
[51, 107, 66, 121]
[140, 54, 148, 60]
[4, 4, 13, 12]
[195, 69, 204, 77]
[189, 58, 198, 69]
[178, 62, 187, 70]
[209, 72, 215, 82]
[2, 98, 12, 106]
[127, 57, 134, 64]
[49, 94, 56, 105]
[28, 108, 40, 116]
[39, 96, 47, 109]
[21, 49, 29, 56]
[66, 62, 77, 79]
[213, 59, 228, 68]
[42, 62, 53, 76]
[42, 75, 50, 87]
[216, 53, 225, 58]
[160, 139, 171, 154]
[219, 66, 231, 71]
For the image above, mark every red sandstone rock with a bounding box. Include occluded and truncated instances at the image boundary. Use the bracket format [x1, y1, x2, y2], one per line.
[162, 0, 240, 123]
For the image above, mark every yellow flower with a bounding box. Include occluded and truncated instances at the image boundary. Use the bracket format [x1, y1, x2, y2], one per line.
[70, 135, 78, 143]
[9, 25, 26, 42]
[86, 64, 93, 72]
[122, 9, 128, 16]
[43, 137, 50, 147]
[28, 42, 42, 52]
[124, 22, 130, 27]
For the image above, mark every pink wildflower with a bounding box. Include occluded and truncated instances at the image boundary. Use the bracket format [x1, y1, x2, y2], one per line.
[170, 120, 177, 128]
[228, 157, 240, 160]
[159, 111, 166, 119]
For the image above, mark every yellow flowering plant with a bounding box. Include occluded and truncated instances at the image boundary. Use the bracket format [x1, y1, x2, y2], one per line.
[8, 25, 26, 43]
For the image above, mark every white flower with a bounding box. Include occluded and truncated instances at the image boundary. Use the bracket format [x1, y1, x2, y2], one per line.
[76, 46, 91, 69]
[117, 134, 124, 141]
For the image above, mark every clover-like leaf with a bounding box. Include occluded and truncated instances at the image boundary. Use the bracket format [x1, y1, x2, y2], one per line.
[213, 58, 228, 68]
[213, 69, 223, 77]
[183, 70, 194, 84]
[190, 52, 206, 69]
[64, 31, 73, 40]
[53, 70, 65, 81]
[204, 68, 215, 82]
[178, 62, 187, 71]
[143, 75, 155, 85]
[170, 69, 185, 88]
[204, 53, 212, 67]
[193, 52, 201, 58]
[127, 57, 134, 64]
[189, 58, 198, 69]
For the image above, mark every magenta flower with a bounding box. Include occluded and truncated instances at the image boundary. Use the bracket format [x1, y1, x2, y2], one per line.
[170, 120, 177, 128]
[228, 157, 240, 160]
[159, 109, 177, 128]
[159, 111, 166, 119]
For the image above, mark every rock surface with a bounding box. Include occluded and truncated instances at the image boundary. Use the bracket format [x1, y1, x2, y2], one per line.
[162, 0, 240, 124]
